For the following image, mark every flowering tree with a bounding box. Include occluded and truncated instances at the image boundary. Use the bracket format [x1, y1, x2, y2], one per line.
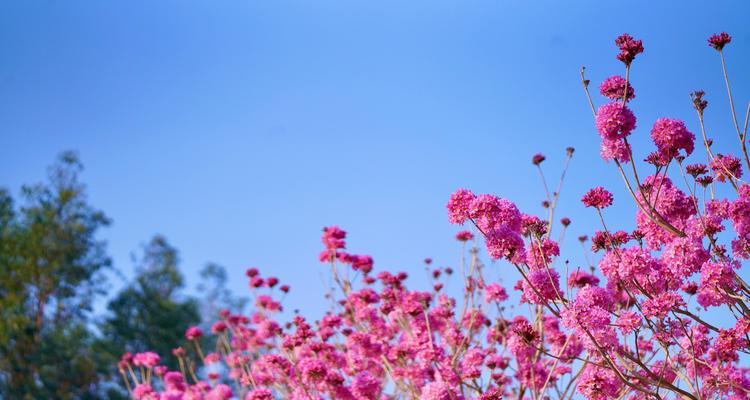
[118, 33, 750, 400]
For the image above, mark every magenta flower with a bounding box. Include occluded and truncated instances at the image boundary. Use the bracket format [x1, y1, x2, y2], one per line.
[132, 352, 160, 368]
[600, 138, 631, 163]
[455, 230, 474, 241]
[531, 153, 546, 165]
[710, 153, 743, 182]
[615, 33, 644, 65]
[595, 102, 636, 140]
[581, 187, 613, 209]
[708, 32, 732, 50]
[650, 118, 695, 160]
[446, 188, 476, 224]
[185, 326, 203, 341]
[599, 75, 635, 101]
[420, 382, 456, 400]
[485, 225, 525, 261]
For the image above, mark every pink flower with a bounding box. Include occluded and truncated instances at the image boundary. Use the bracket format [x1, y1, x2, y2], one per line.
[532, 153, 546, 165]
[642, 291, 684, 318]
[578, 367, 621, 400]
[635, 175, 695, 249]
[446, 189, 476, 224]
[697, 260, 738, 308]
[205, 384, 233, 400]
[485, 225, 525, 261]
[420, 382, 456, 400]
[484, 283, 508, 303]
[581, 187, 613, 209]
[298, 358, 327, 384]
[525, 239, 559, 269]
[708, 32, 732, 50]
[133, 384, 155, 400]
[600, 138, 631, 163]
[455, 230, 474, 241]
[132, 352, 160, 368]
[615, 33, 644, 65]
[615, 311, 642, 334]
[568, 271, 600, 288]
[595, 102, 636, 140]
[650, 118, 695, 160]
[245, 388, 274, 400]
[468, 194, 523, 233]
[322, 225, 347, 250]
[164, 372, 186, 391]
[185, 326, 203, 341]
[599, 75, 635, 101]
[351, 371, 381, 400]
[519, 268, 562, 304]
[710, 154, 743, 182]
[211, 321, 227, 334]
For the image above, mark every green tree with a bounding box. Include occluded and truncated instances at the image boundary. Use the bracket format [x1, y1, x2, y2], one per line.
[98, 235, 200, 375]
[197, 262, 248, 321]
[0, 152, 111, 399]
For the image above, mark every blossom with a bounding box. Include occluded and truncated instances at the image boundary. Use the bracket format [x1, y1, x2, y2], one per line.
[205, 384, 233, 400]
[710, 154, 743, 182]
[697, 260, 738, 308]
[455, 230, 474, 241]
[446, 189, 476, 224]
[484, 283, 508, 303]
[519, 268, 562, 304]
[615, 33, 644, 65]
[686, 163, 708, 177]
[245, 388, 274, 400]
[599, 75, 635, 101]
[635, 175, 696, 249]
[650, 118, 695, 160]
[568, 270, 599, 288]
[322, 225, 346, 248]
[298, 358, 327, 384]
[708, 32, 732, 50]
[661, 237, 709, 281]
[420, 382, 456, 400]
[132, 352, 160, 368]
[485, 225, 525, 261]
[532, 153, 546, 165]
[525, 238, 559, 269]
[595, 102, 636, 140]
[578, 366, 622, 400]
[351, 371, 381, 400]
[133, 384, 155, 400]
[185, 326, 203, 340]
[600, 138, 631, 163]
[581, 187, 613, 209]
[469, 194, 522, 233]
[642, 291, 684, 318]
[615, 311, 642, 334]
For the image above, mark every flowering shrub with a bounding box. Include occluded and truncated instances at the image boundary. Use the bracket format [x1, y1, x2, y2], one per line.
[118, 32, 750, 400]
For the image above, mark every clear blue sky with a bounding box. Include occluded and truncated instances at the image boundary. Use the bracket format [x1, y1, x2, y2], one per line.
[1, 1, 749, 319]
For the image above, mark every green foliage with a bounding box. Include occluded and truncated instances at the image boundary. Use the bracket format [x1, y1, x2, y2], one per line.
[0, 152, 247, 398]
[198, 263, 248, 321]
[98, 235, 201, 372]
[0, 151, 111, 399]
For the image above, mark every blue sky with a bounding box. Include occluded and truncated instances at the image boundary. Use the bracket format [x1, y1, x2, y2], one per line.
[1, 1, 749, 320]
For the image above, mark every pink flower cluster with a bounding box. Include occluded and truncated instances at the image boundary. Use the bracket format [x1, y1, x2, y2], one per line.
[581, 186, 613, 209]
[119, 32, 750, 400]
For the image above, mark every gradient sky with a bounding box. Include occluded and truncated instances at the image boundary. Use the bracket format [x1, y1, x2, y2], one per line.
[2, 1, 749, 320]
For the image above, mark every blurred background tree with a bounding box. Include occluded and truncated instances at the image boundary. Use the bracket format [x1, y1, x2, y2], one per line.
[97, 235, 200, 373]
[0, 152, 111, 399]
[0, 152, 239, 399]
